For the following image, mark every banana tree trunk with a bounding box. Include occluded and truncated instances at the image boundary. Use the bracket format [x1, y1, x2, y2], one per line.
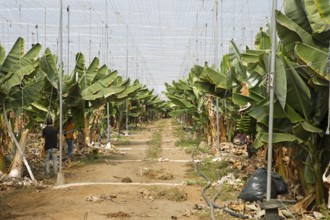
[8, 129, 29, 178]
[219, 115, 227, 142]
[309, 134, 325, 207]
[297, 159, 312, 196]
[84, 112, 91, 146]
[0, 147, 5, 174]
[116, 111, 123, 135]
[206, 96, 216, 153]
[3, 105, 36, 183]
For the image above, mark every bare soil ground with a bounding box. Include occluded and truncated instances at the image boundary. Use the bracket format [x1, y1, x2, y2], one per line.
[0, 119, 216, 220]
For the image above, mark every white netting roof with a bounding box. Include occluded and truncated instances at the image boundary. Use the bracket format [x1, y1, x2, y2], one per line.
[0, 0, 283, 94]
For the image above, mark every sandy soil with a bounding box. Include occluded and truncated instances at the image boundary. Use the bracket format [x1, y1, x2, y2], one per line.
[0, 119, 211, 220]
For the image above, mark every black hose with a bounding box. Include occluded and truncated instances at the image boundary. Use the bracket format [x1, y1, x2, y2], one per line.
[192, 151, 216, 220]
[192, 146, 248, 219]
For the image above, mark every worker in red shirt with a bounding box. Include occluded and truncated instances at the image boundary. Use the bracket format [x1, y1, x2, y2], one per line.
[64, 116, 75, 159]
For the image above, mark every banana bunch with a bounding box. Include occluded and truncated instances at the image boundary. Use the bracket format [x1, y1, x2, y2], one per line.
[236, 114, 252, 133]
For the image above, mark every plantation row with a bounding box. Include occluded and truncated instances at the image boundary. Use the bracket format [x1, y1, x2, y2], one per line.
[164, 2, 330, 209]
[0, 36, 172, 182]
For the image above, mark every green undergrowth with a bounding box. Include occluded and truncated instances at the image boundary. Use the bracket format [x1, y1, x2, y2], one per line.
[111, 133, 130, 145]
[184, 158, 241, 203]
[173, 123, 206, 154]
[145, 121, 165, 159]
[186, 159, 240, 183]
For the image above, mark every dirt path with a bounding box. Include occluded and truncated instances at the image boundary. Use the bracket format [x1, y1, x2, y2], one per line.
[0, 119, 205, 220]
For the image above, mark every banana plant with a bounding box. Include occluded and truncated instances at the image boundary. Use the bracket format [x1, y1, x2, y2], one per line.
[273, 2, 330, 207]
[165, 72, 211, 143]
[0, 37, 43, 181]
[238, 4, 330, 207]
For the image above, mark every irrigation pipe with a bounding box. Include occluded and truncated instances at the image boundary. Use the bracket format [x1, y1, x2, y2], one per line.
[192, 154, 215, 220]
[191, 146, 248, 219]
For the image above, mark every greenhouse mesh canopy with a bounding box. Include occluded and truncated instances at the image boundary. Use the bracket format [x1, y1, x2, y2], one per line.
[0, 0, 283, 95]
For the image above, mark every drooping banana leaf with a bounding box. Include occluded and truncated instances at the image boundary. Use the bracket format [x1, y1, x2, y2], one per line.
[81, 70, 118, 99]
[202, 67, 229, 90]
[190, 65, 205, 77]
[6, 78, 44, 109]
[87, 85, 125, 100]
[284, 58, 313, 120]
[312, 89, 328, 125]
[169, 109, 190, 117]
[276, 10, 321, 55]
[0, 45, 5, 69]
[167, 94, 194, 109]
[262, 53, 287, 109]
[292, 120, 324, 141]
[135, 89, 153, 100]
[232, 92, 255, 106]
[295, 42, 329, 81]
[254, 132, 304, 148]
[315, 0, 330, 24]
[116, 81, 141, 99]
[304, 0, 330, 43]
[193, 80, 217, 96]
[284, 0, 312, 33]
[25, 103, 51, 123]
[172, 80, 191, 91]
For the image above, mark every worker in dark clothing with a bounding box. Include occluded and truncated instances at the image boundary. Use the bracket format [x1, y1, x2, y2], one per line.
[42, 117, 58, 178]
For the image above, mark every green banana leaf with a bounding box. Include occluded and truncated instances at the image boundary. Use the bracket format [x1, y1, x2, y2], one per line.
[190, 65, 204, 77]
[167, 94, 194, 109]
[1, 37, 24, 74]
[193, 80, 217, 96]
[254, 132, 304, 148]
[79, 57, 99, 91]
[254, 28, 271, 50]
[284, 0, 312, 33]
[276, 10, 321, 55]
[81, 70, 118, 99]
[39, 48, 59, 89]
[135, 89, 152, 100]
[202, 67, 229, 89]
[304, 0, 330, 43]
[82, 86, 126, 101]
[262, 53, 287, 109]
[292, 120, 324, 141]
[85, 57, 99, 84]
[0, 45, 5, 69]
[230, 40, 248, 83]
[248, 89, 266, 102]
[6, 78, 44, 109]
[284, 58, 313, 119]
[0, 39, 42, 94]
[315, 0, 330, 24]
[172, 80, 191, 91]
[169, 109, 189, 117]
[116, 81, 141, 99]
[295, 42, 329, 81]
[282, 104, 304, 123]
[232, 93, 255, 106]
[94, 64, 108, 81]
